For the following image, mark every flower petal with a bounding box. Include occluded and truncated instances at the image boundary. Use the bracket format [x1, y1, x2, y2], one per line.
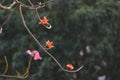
[46, 40, 54, 49]
[33, 53, 42, 60]
[38, 16, 48, 25]
[26, 49, 32, 55]
[32, 50, 42, 60]
[66, 64, 74, 70]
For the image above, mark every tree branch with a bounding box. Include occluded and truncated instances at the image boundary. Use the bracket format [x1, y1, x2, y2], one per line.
[0, 1, 16, 10]
[2, 56, 8, 75]
[0, 0, 84, 79]
[0, 7, 16, 29]
[19, 5, 83, 73]
[0, 56, 32, 79]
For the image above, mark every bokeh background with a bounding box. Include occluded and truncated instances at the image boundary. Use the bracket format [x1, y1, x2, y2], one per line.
[0, 0, 120, 80]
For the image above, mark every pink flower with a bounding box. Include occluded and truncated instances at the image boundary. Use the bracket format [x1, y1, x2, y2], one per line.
[26, 49, 32, 55]
[26, 49, 42, 60]
[32, 50, 42, 60]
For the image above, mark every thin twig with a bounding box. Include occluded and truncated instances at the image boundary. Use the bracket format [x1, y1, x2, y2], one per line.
[0, 7, 16, 29]
[16, 70, 21, 76]
[35, 9, 41, 20]
[19, 5, 83, 73]
[0, 56, 32, 79]
[0, 1, 16, 9]
[0, 0, 53, 10]
[23, 56, 32, 77]
[15, 0, 45, 9]
[0, 75, 26, 79]
[28, 0, 34, 6]
[0, 0, 83, 74]
[2, 56, 8, 75]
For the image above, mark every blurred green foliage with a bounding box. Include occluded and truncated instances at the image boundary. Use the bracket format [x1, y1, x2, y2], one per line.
[0, 0, 120, 80]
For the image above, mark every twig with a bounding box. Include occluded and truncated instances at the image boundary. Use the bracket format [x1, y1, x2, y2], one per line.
[0, 1, 83, 79]
[0, 7, 16, 29]
[19, 5, 83, 73]
[35, 9, 41, 20]
[22, 56, 32, 77]
[16, 70, 21, 76]
[2, 56, 8, 75]
[15, 0, 45, 9]
[28, 0, 34, 6]
[0, 1, 16, 10]
[0, 56, 32, 79]
[0, 75, 27, 79]
[0, 0, 53, 10]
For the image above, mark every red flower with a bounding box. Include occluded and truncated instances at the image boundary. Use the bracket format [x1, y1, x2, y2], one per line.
[46, 40, 54, 49]
[66, 64, 74, 70]
[39, 16, 48, 25]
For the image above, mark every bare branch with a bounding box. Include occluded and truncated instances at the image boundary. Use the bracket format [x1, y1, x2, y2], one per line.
[0, 1, 16, 10]
[0, 56, 32, 79]
[0, 7, 16, 29]
[19, 5, 83, 73]
[15, 0, 45, 9]
[28, 0, 34, 6]
[0, 0, 84, 79]
[0, 75, 26, 79]
[16, 70, 21, 76]
[35, 9, 41, 20]
[2, 56, 8, 75]
[0, 0, 53, 10]
[22, 56, 32, 77]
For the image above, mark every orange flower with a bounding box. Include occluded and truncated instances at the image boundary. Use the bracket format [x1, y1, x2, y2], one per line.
[66, 64, 74, 70]
[46, 40, 54, 49]
[39, 16, 49, 25]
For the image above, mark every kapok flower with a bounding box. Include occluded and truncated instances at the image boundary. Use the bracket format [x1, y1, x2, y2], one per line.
[26, 49, 42, 60]
[66, 64, 74, 70]
[39, 16, 49, 25]
[46, 40, 54, 49]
